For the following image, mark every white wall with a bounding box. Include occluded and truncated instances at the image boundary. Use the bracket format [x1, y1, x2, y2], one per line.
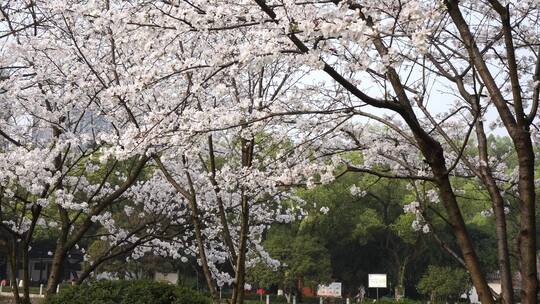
[465, 282, 501, 304]
[154, 272, 178, 285]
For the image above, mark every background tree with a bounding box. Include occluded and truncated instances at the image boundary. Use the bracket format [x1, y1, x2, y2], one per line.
[417, 266, 471, 303]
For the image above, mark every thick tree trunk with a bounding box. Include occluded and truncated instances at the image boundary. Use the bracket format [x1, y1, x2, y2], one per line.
[45, 205, 69, 299]
[295, 276, 304, 303]
[435, 170, 494, 304]
[21, 248, 30, 303]
[45, 247, 66, 297]
[397, 103, 494, 304]
[404, 108, 493, 303]
[8, 239, 21, 304]
[20, 206, 42, 304]
[515, 136, 537, 304]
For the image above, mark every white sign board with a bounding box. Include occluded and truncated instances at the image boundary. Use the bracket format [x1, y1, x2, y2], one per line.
[317, 282, 342, 298]
[368, 274, 387, 288]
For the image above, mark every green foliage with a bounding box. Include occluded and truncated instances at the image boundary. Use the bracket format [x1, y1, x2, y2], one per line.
[290, 234, 332, 286]
[44, 280, 210, 304]
[389, 214, 417, 244]
[353, 208, 385, 244]
[266, 153, 507, 300]
[256, 170, 441, 297]
[373, 297, 422, 304]
[417, 266, 470, 301]
[247, 225, 332, 290]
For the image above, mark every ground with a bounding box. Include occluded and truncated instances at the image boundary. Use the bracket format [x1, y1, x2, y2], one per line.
[0, 296, 43, 304]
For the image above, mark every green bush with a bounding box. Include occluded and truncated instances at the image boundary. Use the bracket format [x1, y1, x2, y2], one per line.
[373, 297, 422, 304]
[44, 279, 211, 304]
[417, 265, 470, 302]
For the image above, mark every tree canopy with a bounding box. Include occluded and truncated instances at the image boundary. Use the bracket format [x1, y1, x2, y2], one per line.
[1, 1, 540, 304]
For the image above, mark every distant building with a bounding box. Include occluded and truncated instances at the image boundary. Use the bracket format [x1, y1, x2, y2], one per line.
[154, 272, 179, 284]
[0, 239, 83, 285]
[464, 282, 502, 304]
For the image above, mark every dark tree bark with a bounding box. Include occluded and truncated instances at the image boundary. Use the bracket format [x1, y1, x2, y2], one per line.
[444, 1, 538, 302]
[45, 226, 68, 296]
[8, 238, 22, 304]
[422, 137, 494, 304]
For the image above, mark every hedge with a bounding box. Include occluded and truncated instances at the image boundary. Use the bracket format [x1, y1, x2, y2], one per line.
[44, 279, 211, 304]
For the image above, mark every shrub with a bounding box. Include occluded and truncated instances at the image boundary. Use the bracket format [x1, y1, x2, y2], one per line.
[417, 265, 470, 302]
[44, 279, 211, 304]
[374, 297, 422, 304]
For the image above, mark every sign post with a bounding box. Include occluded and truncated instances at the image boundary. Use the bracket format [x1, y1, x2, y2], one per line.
[317, 282, 342, 298]
[368, 274, 387, 300]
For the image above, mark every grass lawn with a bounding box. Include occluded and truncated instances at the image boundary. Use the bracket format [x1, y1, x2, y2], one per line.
[1, 283, 72, 295]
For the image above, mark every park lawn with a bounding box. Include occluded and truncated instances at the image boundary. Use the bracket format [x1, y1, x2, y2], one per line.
[1, 286, 41, 294]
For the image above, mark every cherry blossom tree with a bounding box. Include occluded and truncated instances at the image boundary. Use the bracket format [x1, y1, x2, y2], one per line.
[150, 58, 340, 304]
[2, 1, 540, 304]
